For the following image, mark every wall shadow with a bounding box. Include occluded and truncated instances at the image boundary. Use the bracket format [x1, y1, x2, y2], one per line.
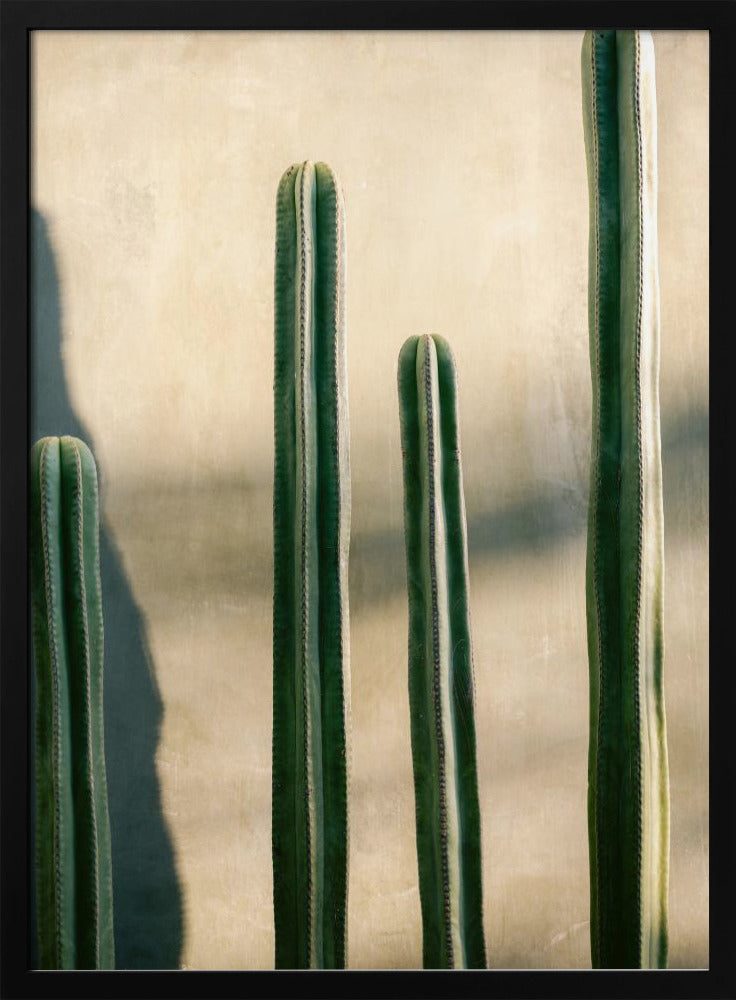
[349, 396, 709, 610]
[350, 484, 585, 607]
[31, 209, 184, 968]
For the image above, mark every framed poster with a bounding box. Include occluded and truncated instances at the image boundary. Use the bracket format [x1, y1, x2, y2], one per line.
[1, 1, 729, 996]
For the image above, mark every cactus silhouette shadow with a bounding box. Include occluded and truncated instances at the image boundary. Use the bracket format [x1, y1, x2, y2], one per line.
[30, 209, 184, 969]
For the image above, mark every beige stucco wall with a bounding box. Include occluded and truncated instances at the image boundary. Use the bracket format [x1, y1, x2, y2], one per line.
[31, 29, 708, 969]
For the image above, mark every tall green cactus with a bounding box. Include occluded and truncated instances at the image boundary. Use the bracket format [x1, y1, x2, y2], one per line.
[582, 30, 669, 969]
[397, 334, 486, 970]
[29, 436, 115, 970]
[272, 161, 351, 969]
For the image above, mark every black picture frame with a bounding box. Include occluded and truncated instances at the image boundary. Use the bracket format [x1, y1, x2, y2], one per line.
[1, 2, 733, 997]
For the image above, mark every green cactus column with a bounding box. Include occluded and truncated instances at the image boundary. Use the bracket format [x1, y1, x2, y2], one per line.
[30, 436, 115, 970]
[582, 30, 669, 969]
[397, 335, 486, 970]
[272, 161, 351, 969]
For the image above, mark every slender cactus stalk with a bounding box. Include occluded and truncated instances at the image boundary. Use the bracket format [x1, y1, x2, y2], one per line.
[29, 436, 115, 970]
[272, 161, 351, 969]
[582, 30, 669, 969]
[397, 334, 486, 970]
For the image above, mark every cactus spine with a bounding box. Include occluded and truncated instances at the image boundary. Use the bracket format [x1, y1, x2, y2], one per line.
[397, 335, 486, 970]
[272, 161, 351, 969]
[29, 436, 115, 970]
[582, 30, 669, 969]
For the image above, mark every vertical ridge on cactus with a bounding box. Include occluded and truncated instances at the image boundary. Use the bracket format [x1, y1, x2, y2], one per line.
[581, 30, 669, 969]
[397, 334, 486, 970]
[272, 161, 351, 969]
[29, 436, 115, 970]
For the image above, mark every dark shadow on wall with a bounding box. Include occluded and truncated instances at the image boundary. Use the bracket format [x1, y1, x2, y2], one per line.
[142, 392, 707, 616]
[30, 209, 184, 969]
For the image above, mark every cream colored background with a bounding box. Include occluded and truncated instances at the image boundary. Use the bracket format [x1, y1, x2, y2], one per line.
[31, 30, 708, 969]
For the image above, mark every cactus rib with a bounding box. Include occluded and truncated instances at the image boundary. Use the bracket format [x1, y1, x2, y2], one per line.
[582, 30, 669, 969]
[398, 335, 486, 970]
[272, 161, 351, 969]
[30, 436, 115, 970]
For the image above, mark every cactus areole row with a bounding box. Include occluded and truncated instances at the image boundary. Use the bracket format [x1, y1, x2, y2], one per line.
[398, 335, 486, 969]
[272, 161, 352, 969]
[582, 30, 669, 969]
[30, 436, 115, 970]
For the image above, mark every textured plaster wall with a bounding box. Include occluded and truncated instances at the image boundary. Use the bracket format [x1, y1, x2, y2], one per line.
[31, 30, 708, 969]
